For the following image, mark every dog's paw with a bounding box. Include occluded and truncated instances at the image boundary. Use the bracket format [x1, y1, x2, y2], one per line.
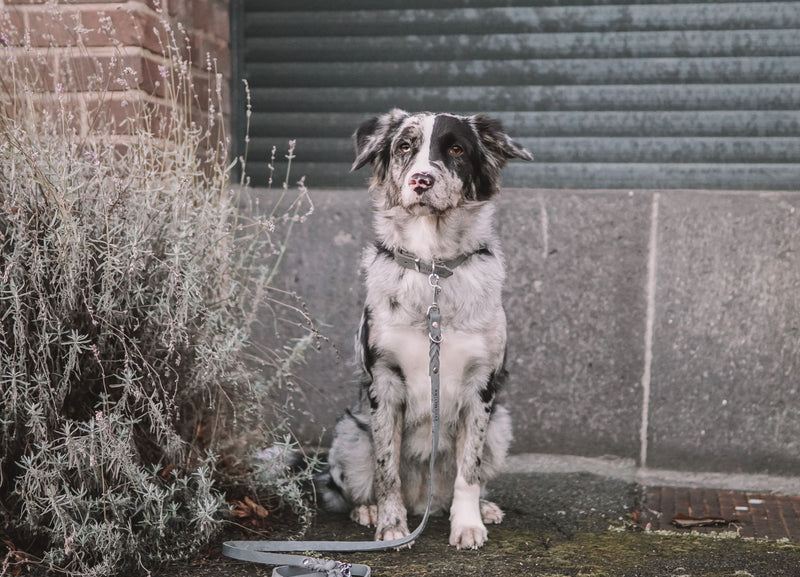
[350, 504, 378, 527]
[480, 500, 504, 525]
[449, 521, 488, 550]
[375, 522, 412, 549]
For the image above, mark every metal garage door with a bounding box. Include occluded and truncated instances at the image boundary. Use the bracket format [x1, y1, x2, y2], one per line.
[231, 1, 800, 190]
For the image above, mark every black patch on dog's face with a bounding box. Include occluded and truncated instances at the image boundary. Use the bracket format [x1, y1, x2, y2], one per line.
[428, 115, 485, 200]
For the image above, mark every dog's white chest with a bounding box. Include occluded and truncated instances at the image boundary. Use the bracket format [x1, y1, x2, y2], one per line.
[377, 324, 487, 424]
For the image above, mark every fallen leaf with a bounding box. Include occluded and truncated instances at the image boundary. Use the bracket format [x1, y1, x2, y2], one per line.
[671, 512, 738, 528]
[244, 496, 269, 519]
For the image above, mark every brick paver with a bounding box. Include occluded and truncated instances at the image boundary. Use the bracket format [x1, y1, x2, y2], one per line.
[637, 486, 800, 542]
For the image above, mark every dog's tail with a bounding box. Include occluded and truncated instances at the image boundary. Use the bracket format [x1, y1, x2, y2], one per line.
[313, 460, 351, 513]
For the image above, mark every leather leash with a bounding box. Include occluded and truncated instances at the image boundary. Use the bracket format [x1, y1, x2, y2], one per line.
[223, 265, 446, 577]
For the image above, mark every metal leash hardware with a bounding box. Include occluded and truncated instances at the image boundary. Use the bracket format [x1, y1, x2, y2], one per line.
[427, 263, 443, 328]
[427, 265, 443, 379]
[427, 265, 442, 470]
[223, 264, 445, 577]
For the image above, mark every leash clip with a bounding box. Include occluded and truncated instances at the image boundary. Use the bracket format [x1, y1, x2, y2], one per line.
[428, 264, 441, 303]
[427, 266, 443, 344]
[428, 310, 443, 344]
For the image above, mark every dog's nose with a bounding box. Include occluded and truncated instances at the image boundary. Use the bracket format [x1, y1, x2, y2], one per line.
[409, 172, 435, 194]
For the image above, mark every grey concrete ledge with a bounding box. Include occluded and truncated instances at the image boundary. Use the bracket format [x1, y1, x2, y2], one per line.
[635, 467, 800, 496]
[505, 453, 800, 495]
[503, 452, 637, 482]
[260, 186, 800, 478]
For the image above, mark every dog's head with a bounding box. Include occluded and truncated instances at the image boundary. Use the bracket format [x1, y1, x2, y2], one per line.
[352, 109, 532, 215]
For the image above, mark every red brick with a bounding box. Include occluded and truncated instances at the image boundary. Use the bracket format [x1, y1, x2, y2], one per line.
[210, 0, 229, 42]
[746, 493, 771, 539]
[766, 501, 790, 542]
[55, 51, 167, 97]
[717, 490, 737, 519]
[673, 487, 691, 517]
[189, 33, 228, 75]
[785, 495, 800, 541]
[141, 0, 163, 13]
[139, 53, 169, 96]
[26, 7, 82, 46]
[206, 43, 230, 80]
[83, 93, 174, 137]
[0, 8, 25, 43]
[47, 0, 130, 4]
[79, 8, 162, 52]
[189, 0, 210, 31]
[9, 0, 231, 149]
[655, 487, 670, 528]
[729, 490, 755, 538]
[687, 488, 706, 518]
[638, 486, 800, 542]
[3, 49, 57, 90]
[706, 489, 722, 517]
[166, 0, 187, 18]
[17, 92, 85, 135]
[715, 490, 744, 535]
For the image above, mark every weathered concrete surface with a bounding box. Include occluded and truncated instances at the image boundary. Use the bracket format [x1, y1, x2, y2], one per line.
[161, 466, 800, 577]
[256, 194, 369, 442]
[264, 188, 800, 478]
[499, 190, 649, 459]
[647, 191, 800, 476]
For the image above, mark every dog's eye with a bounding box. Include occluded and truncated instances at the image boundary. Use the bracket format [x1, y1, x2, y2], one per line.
[449, 144, 464, 157]
[398, 141, 412, 153]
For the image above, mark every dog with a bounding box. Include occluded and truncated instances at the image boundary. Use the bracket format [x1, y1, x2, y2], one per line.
[318, 109, 532, 550]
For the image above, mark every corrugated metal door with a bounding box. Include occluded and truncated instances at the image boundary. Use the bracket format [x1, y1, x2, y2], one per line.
[232, 1, 800, 190]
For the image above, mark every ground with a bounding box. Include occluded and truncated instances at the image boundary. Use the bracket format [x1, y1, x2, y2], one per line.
[162, 472, 800, 576]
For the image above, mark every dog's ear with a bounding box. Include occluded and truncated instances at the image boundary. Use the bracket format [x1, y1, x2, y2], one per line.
[351, 109, 409, 178]
[469, 114, 532, 200]
[471, 114, 533, 168]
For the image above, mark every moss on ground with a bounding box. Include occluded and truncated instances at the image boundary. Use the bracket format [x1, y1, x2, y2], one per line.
[164, 486, 800, 577]
[164, 519, 799, 577]
[347, 519, 800, 576]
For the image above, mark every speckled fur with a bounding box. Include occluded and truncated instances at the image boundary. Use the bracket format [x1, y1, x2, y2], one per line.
[318, 110, 532, 550]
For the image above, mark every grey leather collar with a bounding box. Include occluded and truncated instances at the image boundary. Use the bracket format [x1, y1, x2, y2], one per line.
[379, 244, 492, 278]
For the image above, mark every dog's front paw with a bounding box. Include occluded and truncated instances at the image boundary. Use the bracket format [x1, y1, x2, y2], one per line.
[375, 499, 411, 547]
[375, 522, 413, 549]
[449, 521, 488, 550]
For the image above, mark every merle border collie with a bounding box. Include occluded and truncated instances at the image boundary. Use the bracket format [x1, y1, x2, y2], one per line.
[318, 109, 532, 550]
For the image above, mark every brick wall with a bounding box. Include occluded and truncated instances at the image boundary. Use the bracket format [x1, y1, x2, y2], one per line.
[0, 0, 231, 139]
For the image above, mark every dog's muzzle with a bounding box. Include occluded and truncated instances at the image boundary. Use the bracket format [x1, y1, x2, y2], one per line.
[409, 172, 435, 195]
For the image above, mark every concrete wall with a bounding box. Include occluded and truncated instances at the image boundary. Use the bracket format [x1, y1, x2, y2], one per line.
[265, 188, 800, 478]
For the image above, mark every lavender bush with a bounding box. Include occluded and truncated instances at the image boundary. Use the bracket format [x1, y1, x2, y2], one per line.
[0, 7, 316, 576]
